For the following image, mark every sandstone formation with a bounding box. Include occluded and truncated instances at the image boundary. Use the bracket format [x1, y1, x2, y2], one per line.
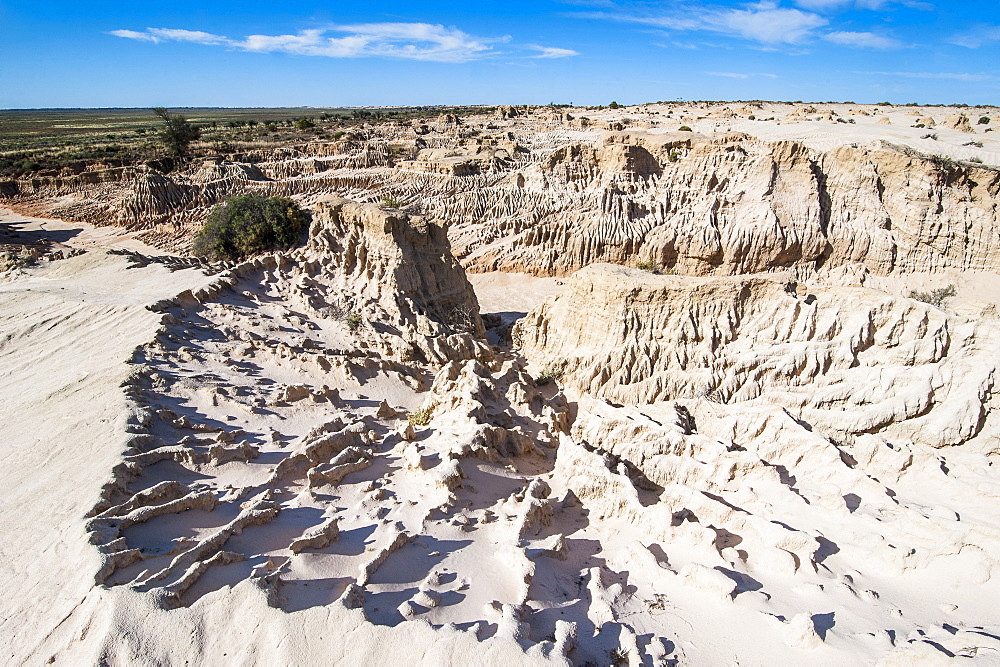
[3, 103, 1000, 665]
[4, 104, 998, 279]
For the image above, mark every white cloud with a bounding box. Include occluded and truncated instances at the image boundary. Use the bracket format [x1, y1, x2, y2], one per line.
[793, 0, 932, 9]
[110, 28, 229, 45]
[951, 24, 1000, 48]
[528, 45, 581, 58]
[706, 71, 778, 78]
[864, 70, 992, 81]
[824, 30, 903, 48]
[577, 2, 828, 45]
[110, 23, 511, 63]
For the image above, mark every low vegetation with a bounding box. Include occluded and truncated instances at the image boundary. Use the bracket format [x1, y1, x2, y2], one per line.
[407, 407, 433, 426]
[908, 284, 957, 308]
[345, 312, 363, 332]
[191, 195, 310, 262]
[535, 364, 564, 386]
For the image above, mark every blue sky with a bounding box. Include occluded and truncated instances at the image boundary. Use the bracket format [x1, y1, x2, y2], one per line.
[1, 0, 998, 108]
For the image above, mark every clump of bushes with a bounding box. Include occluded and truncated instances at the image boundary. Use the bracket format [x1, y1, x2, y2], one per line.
[909, 284, 957, 308]
[192, 195, 310, 262]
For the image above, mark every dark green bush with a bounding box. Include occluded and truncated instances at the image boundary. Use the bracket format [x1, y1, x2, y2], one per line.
[192, 195, 310, 261]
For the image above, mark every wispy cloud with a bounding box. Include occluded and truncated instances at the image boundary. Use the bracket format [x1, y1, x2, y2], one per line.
[951, 24, 1000, 48]
[706, 71, 778, 78]
[575, 2, 828, 45]
[863, 70, 993, 81]
[109, 28, 229, 45]
[110, 23, 533, 63]
[792, 0, 931, 10]
[824, 30, 904, 48]
[528, 45, 581, 58]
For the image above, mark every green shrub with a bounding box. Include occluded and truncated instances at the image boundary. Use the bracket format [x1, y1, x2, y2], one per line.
[345, 312, 363, 332]
[909, 284, 956, 308]
[609, 101, 621, 109]
[668, 150, 679, 162]
[380, 195, 401, 209]
[295, 118, 315, 130]
[407, 407, 433, 426]
[678, 125, 693, 132]
[979, 116, 991, 125]
[192, 195, 310, 262]
[535, 364, 564, 386]
[636, 259, 659, 272]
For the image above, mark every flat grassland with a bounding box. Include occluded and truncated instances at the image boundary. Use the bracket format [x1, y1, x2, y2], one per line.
[0, 105, 491, 177]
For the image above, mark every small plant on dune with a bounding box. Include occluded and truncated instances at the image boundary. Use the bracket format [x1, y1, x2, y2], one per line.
[667, 150, 680, 162]
[678, 125, 693, 132]
[380, 195, 401, 209]
[407, 406, 433, 426]
[345, 312, 363, 332]
[535, 364, 564, 386]
[610, 647, 629, 666]
[979, 116, 991, 125]
[609, 101, 621, 109]
[908, 284, 957, 308]
[192, 195, 309, 262]
[636, 259, 660, 273]
[969, 156, 984, 164]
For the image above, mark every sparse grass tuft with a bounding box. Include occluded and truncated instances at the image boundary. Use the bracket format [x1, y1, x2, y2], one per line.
[380, 195, 401, 209]
[636, 259, 660, 273]
[345, 312, 363, 332]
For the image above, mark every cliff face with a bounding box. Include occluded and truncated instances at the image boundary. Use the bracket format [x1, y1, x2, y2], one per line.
[515, 263, 999, 449]
[5, 116, 998, 278]
[460, 134, 1000, 276]
[243, 195, 489, 366]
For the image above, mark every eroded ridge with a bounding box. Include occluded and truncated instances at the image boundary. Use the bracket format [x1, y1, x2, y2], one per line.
[5, 104, 999, 279]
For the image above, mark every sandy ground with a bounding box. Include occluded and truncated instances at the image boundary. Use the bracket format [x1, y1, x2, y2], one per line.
[0, 252, 213, 662]
[1, 207, 164, 254]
